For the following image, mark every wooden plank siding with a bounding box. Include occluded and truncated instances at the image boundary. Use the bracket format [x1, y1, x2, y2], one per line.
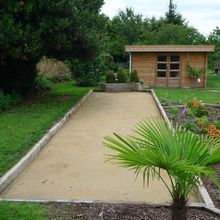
[131, 52, 208, 88]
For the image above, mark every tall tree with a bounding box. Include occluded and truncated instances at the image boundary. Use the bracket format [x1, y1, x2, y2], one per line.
[164, 0, 185, 26]
[107, 8, 144, 62]
[0, 0, 104, 94]
[208, 27, 220, 68]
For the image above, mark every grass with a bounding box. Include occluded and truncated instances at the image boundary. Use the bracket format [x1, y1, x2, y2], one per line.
[0, 81, 92, 177]
[154, 74, 220, 105]
[0, 202, 47, 220]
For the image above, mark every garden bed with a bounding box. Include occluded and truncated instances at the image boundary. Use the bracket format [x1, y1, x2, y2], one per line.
[47, 202, 220, 220]
[163, 104, 220, 127]
[163, 104, 220, 209]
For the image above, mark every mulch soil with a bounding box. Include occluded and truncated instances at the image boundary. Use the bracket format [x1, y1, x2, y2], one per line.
[47, 202, 220, 220]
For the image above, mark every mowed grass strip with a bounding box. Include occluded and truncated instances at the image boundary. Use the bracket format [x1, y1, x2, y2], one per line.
[154, 75, 220, 105]
[0, 202, 47, 220]
[0, 81, 91, 177]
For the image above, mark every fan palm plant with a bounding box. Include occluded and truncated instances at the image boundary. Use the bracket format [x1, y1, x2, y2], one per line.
[104, 119, 220, 220]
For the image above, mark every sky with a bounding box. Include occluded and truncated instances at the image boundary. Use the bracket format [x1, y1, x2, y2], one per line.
[102, 0, 220, 35]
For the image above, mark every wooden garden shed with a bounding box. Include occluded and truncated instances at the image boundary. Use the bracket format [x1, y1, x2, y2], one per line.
[126, 45, 215, 88]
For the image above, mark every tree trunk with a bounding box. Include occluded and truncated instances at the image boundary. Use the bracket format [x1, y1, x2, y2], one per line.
[172, 197, 187, 220]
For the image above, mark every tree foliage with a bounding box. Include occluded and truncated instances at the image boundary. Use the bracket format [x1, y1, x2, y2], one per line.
[164, 0, 185, 25]
[208, 27, 220, 68]
[0, 0, 104, 93]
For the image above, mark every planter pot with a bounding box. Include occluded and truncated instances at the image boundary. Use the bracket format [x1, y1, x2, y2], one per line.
[101, 83, 144, 92]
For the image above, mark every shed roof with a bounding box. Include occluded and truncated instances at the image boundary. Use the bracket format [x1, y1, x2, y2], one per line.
[125, 45, 215, 53]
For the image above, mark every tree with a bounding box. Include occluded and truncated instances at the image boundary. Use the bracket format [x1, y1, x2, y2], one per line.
[164, 0, 185, 26]
[140, 24, 206, 45]
[0, 0, 104, 94]
[106, 8, 144, 62]
[104, 119, 220, 220]
[208, 27, 220, 68]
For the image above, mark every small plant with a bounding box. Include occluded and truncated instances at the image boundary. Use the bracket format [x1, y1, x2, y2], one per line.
[197, 122, 220, 138]
[130, 70, 140, 83]
[187, 64, 203, 79]
[187, 99, 208, 117]
[184, 119, 201, 134]
[105, 71, 116, 83]
[170, 107, 179, 120]
[117, 69, 128, 83]
[213, 120, 220, 129]
[139, 79, 145, 85]
[0, 90, 21, 111]
[187, 99, 202, 108]
[160, 97, 171, 106]
[35, 75, 52, 91]
[186, 108, 193, 116]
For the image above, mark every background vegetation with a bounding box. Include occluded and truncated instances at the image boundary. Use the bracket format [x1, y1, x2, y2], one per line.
[0, 0, 220, 96]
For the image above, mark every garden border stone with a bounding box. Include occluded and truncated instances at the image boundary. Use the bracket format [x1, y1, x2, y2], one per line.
[0, 89, 93, 194]
[151, 89, 220, 213]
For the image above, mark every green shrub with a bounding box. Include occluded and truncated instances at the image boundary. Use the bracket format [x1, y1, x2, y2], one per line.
[184, 119, 201, 134]
[213, 120, 220, 129]
[186, 108, 194, 116]
[117, 69, 128, 83]
[187, 99, 208, 117]
[70, 59, 101, 86]
[130, 70, 140, 83]
[170, 107, 179, 115]
[0, 90, 21, 111]
[37, 57, 71, 82]
[35, 75, 52, 91]
[106, 71, 116, 83]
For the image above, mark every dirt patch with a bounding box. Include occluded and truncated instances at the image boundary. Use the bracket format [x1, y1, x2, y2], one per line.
[47, 202, 220, 220]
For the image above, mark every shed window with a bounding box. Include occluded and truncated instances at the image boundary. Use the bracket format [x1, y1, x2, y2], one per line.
[170, 55, 180, 78]
[157, 55, 180, 78]
[157, 55, 167, 78]
[157, 63, 167, 69]
[157, 71, 166, 77]
[158, 55, 167, 62]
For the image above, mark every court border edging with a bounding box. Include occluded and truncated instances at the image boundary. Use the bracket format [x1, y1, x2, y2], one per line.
[0, 89, 93, 194]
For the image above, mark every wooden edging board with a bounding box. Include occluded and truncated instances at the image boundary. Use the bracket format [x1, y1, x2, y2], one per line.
[150, 89, 219, 214]
[0, 90, 93, 194]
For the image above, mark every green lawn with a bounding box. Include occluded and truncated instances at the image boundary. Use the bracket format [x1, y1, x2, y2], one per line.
[0, 202, 47, 220]
[0, 81, 92, 177]
[154, 74, 220, 105]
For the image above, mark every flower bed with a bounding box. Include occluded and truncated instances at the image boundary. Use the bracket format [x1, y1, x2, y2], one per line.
[163, 99, 220, 208]
[163, 100, 220, 138]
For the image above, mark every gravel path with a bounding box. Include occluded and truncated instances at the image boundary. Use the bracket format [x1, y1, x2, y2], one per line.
[0, 92, 200, 204]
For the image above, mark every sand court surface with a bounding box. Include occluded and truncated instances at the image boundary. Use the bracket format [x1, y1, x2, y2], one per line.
[0, 92, 200, 203]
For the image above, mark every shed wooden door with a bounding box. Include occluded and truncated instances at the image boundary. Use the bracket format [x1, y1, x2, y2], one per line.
[156, 55, 181, 87]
